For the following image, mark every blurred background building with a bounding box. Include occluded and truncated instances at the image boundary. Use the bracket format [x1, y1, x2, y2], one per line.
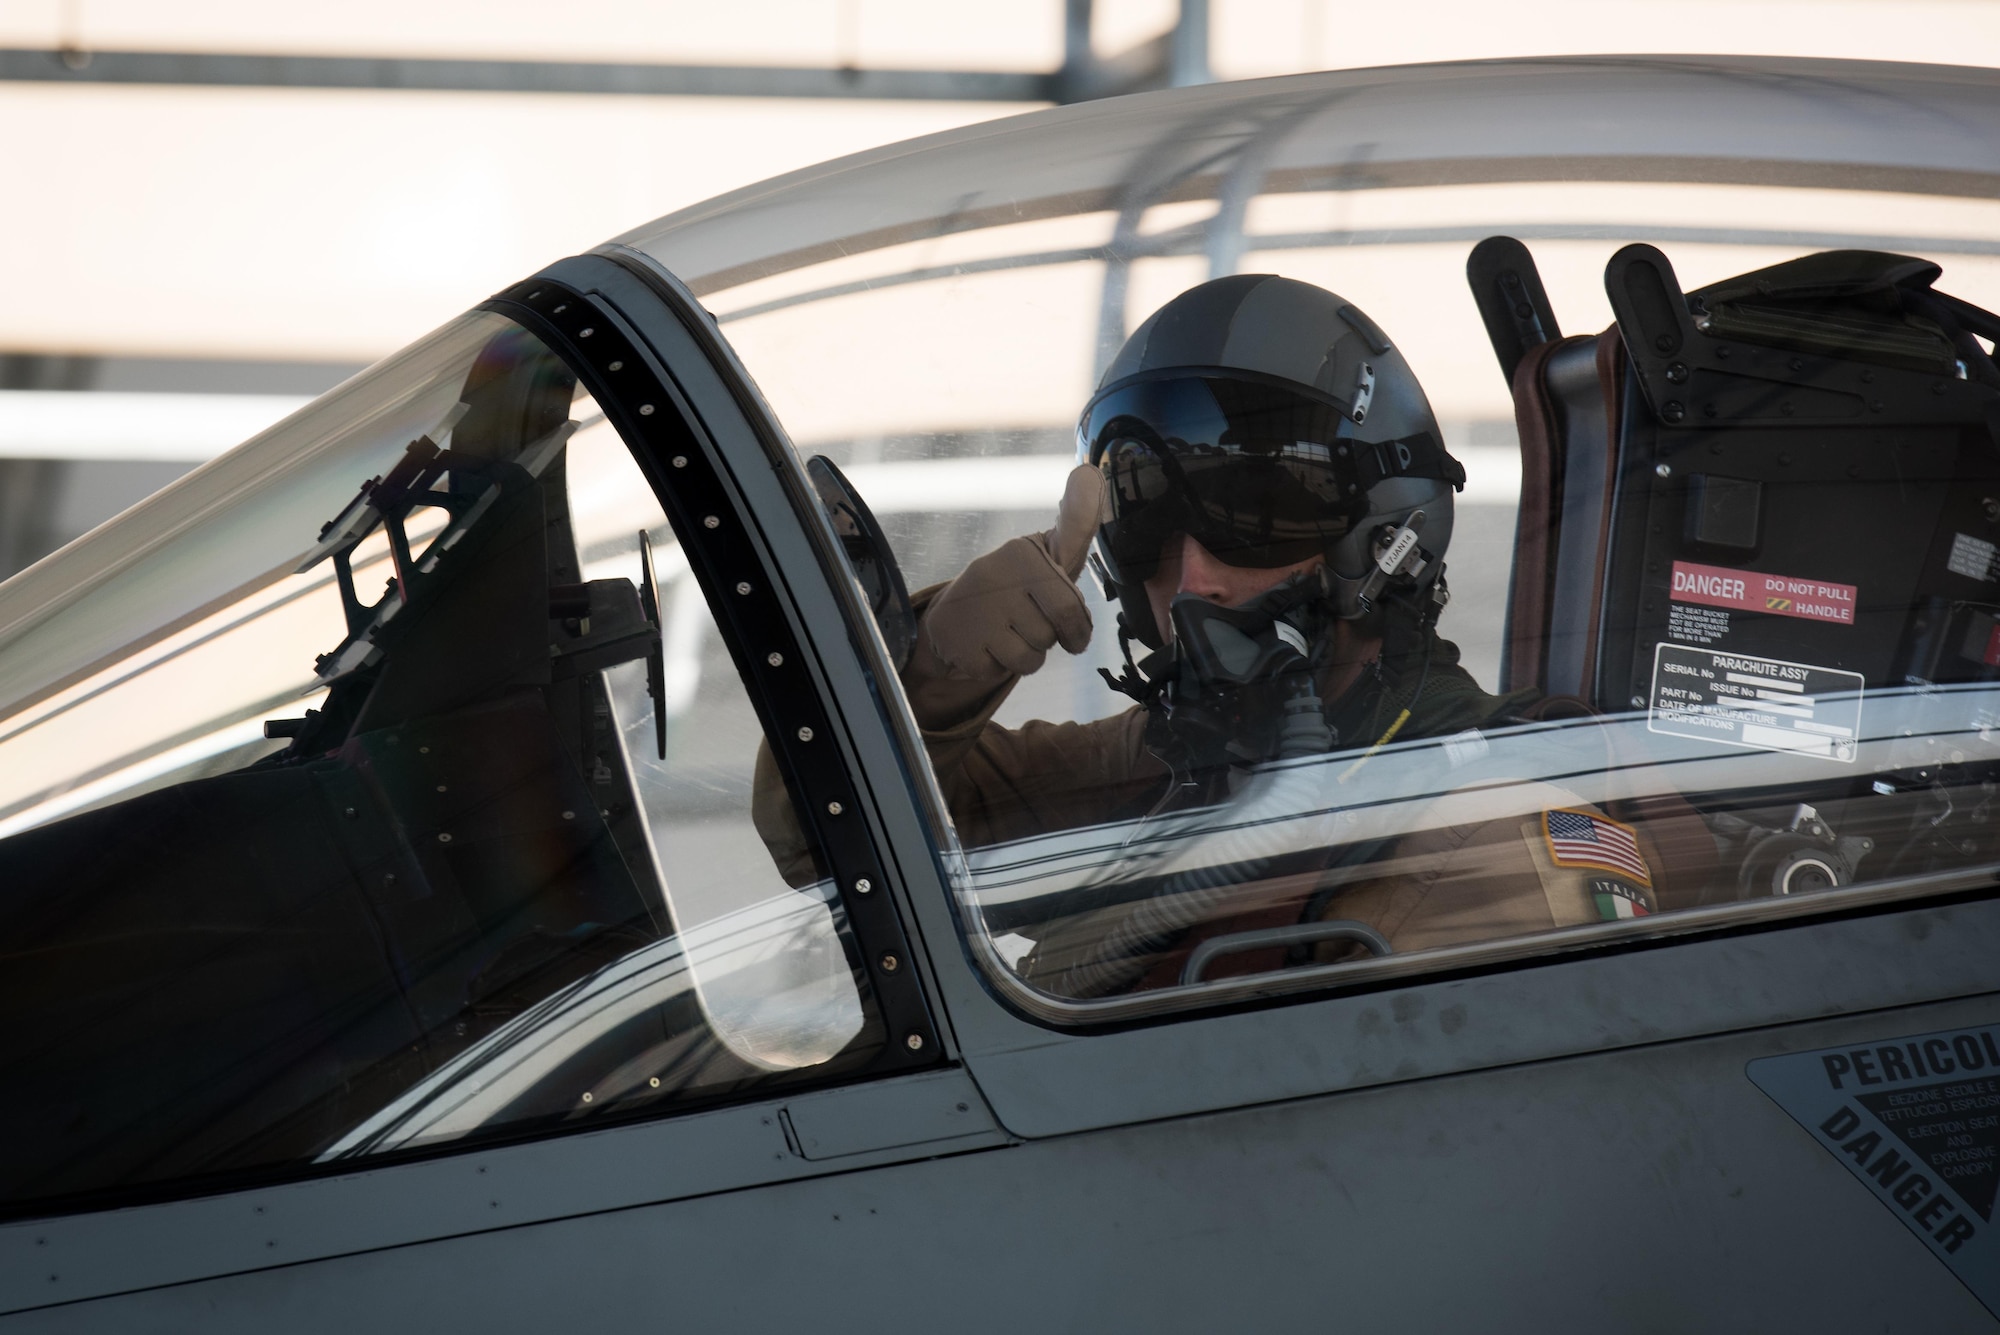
[5, 0, 2000, 579]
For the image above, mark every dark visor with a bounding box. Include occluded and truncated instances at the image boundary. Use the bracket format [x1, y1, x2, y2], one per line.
[1079, 372, 1369, 583]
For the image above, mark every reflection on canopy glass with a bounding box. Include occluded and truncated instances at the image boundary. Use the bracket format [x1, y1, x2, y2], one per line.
[0, 314, 879, 1212]
[663, 70, 2000, 1024]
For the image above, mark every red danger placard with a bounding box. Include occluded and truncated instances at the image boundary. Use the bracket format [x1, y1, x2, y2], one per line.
[1670, 560, 1857, 626]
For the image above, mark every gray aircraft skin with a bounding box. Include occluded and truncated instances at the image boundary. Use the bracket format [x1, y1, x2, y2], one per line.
[3, 54, 2000, 1332]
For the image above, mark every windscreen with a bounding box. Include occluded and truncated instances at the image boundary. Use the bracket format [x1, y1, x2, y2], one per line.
[0, 312, 879, 1212]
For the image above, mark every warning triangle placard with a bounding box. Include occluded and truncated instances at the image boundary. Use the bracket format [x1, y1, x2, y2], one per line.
[1854, 1084, 2000, 1222]
[1749, 1024, 2000, 1319]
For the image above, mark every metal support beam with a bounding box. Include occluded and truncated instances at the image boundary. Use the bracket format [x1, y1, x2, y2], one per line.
[0, 355, 91, 580]
[0, 47, 1057, 101]
[1057, 0, 1096, 103]
[1170, 0, 1212, 87]
[1054, 0, 1209, 103]
[2, 0, 1208, 104]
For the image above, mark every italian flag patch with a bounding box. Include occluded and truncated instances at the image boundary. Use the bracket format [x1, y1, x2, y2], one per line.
[1591, 878, 1652, 920]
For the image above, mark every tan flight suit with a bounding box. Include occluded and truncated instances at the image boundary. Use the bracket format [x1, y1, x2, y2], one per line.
[752, 595, 1682, 997]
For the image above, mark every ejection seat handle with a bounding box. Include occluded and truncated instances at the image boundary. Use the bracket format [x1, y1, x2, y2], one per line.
[1467, 236, 1563, 388]
[1179, 919, 1393, 986]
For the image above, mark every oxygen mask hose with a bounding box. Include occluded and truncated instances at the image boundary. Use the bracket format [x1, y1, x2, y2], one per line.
[1276, 669, 1333, 760]
[1057, 614, 1335, 999]
[1337, 630, 1431, 786]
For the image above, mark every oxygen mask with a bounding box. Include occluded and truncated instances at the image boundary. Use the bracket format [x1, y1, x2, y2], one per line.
[1158, 574, 1336, 769]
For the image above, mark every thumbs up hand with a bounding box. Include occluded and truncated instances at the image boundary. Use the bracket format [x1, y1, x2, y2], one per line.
[904, 464, 1107, 724]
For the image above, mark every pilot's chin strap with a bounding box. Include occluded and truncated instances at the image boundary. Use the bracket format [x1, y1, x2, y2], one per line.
[1098, 572, 1335, 869]
[1101, 504, 1450, 737]
[1062, 568, 1451, 998]
[1065, 549, 1458, 996]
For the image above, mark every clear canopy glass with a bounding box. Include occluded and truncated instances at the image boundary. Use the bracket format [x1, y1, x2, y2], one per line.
[621, 56, 2000, 1020]
[0, 312, 878, 1211]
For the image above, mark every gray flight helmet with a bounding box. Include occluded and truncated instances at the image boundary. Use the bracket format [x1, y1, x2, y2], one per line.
[1080, 274, 1461, 647]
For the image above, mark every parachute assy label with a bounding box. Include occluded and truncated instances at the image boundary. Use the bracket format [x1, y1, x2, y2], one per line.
[1749, 1026, 2000, 1318]
[1647, 644, 1863, 762]
[1671, 559, 1857, 625]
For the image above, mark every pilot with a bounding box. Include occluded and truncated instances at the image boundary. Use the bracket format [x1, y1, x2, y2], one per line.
[759, 275, 1668, 994]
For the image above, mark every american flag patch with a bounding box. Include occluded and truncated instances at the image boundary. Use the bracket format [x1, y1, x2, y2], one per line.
[1543, 808, 1652, 886]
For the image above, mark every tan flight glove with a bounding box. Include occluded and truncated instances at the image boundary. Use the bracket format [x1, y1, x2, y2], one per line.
[902, 463, 1107, 731]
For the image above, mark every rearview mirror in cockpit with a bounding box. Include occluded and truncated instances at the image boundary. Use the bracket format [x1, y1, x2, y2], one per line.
[807, 454, 916, 672]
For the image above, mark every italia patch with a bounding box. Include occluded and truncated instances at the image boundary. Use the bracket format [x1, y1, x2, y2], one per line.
[1542, 808, 1652, 887]
[1590, 877, 1651, 921]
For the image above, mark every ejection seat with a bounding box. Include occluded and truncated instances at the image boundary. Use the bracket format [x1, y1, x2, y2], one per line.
[1468, 238, 2000, 710]
[1466, 239, 2000, 902]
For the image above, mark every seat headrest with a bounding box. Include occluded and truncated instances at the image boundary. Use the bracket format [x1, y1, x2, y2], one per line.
[1694, 249, 1942, 308]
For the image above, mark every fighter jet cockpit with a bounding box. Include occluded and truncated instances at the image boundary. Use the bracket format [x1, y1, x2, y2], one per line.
[643, 55, 2000, 1035]
[2, 62, 1999, 1318]
[755, 235, 2000, 1017]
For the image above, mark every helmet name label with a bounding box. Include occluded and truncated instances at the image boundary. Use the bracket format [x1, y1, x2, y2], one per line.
[1376, 523, 1421, 575]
